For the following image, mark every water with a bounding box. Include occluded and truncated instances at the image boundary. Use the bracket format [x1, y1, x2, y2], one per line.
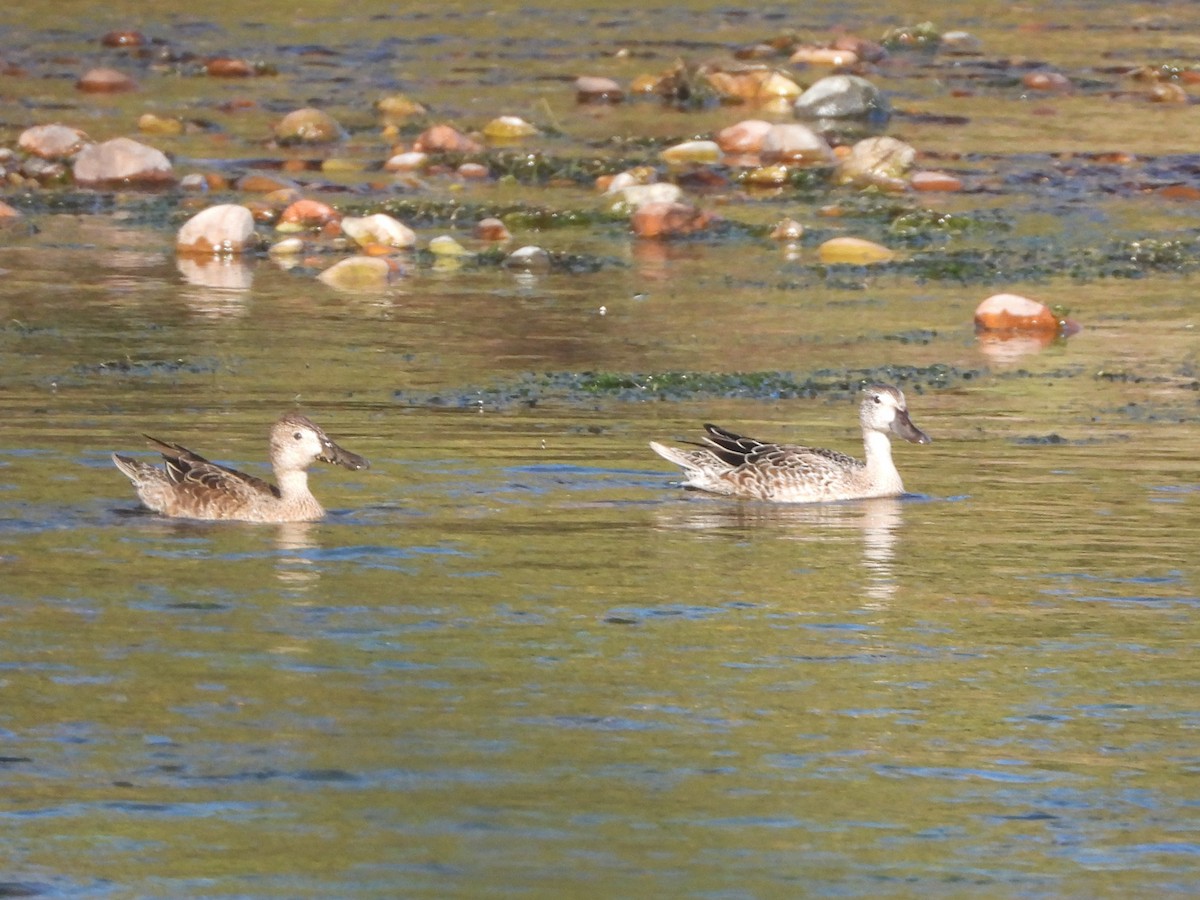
[2, 1, 1200, 897]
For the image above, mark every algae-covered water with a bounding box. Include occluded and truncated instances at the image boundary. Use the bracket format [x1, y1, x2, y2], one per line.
[1, 2, 1199, 897]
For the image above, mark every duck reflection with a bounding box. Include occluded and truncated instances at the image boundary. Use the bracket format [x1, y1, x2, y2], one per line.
[273, 520, 320, 587]
[653, 495, 904, 604]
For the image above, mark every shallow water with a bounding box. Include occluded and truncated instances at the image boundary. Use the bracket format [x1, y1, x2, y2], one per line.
[2, 1, 1200, 898]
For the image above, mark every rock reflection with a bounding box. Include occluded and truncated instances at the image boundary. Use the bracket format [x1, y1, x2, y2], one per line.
[976, 332, 1055, 366]
[177, 255, 255, 293]
[274, 520, 320, 587]
[654, 496, 903, 604]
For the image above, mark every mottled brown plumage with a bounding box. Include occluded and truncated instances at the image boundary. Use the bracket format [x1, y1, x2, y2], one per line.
[112, 413, 369, 522]
[650, 383, 930, 503]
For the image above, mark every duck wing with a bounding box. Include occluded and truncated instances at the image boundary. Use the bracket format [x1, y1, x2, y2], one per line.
[145, 435, 281, 500]
[702, 424, 861, 473]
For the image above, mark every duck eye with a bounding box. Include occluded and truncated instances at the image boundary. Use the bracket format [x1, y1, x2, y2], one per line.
[872, 395, 882, 404]
[293, 431, 303, 440]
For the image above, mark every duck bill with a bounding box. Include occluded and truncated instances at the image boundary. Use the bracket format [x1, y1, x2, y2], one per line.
[319, 438, 370, 470]
[892, 408, 931, 445]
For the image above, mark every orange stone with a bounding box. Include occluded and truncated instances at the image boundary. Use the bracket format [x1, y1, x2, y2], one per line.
[100, 31, 145, 47]
[413, 124, 483, 154]
[279, 199, 340, 227]
[973, 293, 1061, 334]
[206, 58, 254, 77]
[911, 170, 964, 192]
[1022, 71, 1071, 92]
[1160, 184, 1200, 201]
[630, 201, 713, 238]
[474, 217, 511, 241]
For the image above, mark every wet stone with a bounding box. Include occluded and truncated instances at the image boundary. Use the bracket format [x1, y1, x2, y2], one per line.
[72, 137, 174, 186]
[794, 74, 891, 122]
[18, 124, 88, 160]
[176, 204, 256, 256]
[274, 107, 344, 144]
[76, 67, 136, 93]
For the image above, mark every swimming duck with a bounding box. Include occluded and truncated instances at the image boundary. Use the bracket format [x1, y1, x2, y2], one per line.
[649, 383, 930, 503]
[112, 412, 369, 522]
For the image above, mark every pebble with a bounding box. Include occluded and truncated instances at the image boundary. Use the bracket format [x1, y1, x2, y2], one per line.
[474, 217, 512, 241]
[341, 214, 417, 250]
[176, 204, 256, 256]
[274, 107, 344, 144]
[76, 67, 136, 93]
[794, 74, 891, 122]
[911, 170, 964, 192]
[503, 245, 551, 271]
[483, 116, 538, 140]
[660, 140, 722, 165]
[413, 124, 483, 154]
[429, 235, 471, 257]
[630, 201, 714, 238]
[278, 199, 341, 231]
[575, 75, 624, 103]
[834, 136, 916, 190]
[73, 137, 174, 185]
[817, 236, 895, 264]
[384, 151, 429, 172]
[317, 256, 397, 290]
[18, 124, 88, 160]
[205, 58, 254, 77]
[760, 123, 834, 165]
[715, 119, 773, 155]
[789, 46, 858, 67]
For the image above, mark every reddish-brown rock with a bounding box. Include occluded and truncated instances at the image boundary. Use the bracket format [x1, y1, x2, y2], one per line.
[911, 170, 964, 192]
[630, 201, 714, 238]
[413, 124, 483, 154]
[76, 67, 136, 93]
[974, 293, 1065, 334]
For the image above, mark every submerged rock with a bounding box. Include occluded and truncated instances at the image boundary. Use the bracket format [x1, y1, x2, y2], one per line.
[317, 256, 397, 290]
[503, 246, 551, 271]
[911, 170, 964, 192]
[834, 136, 915, 190]
[631, 201, 714, 238]
[413, 124, 483, 154]
[818, 236, 895, 264]
[73, 137, 174, 186]
[575, 75, 624, 103]
[794, 74, 891, 123]
[76, 67, 136, 93]
[176, 204, 256, 256]
[274, 107, 344, 144]
[974, 293, 1070, 334]
[483, 115, 538, 141]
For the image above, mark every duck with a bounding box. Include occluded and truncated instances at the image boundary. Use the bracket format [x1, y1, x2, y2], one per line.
[649, 383, 930, 503]
[112, 412, 369, 522]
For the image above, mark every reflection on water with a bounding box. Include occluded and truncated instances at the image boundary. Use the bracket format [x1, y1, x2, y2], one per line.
[273, 520, 320, 587]
[177, 256, 255, 294]
[653, 495, 905, 604]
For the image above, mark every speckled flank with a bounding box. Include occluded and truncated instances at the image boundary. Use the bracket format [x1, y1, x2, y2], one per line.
[650, 383, 930, 503]
[112, 413, 369, 522]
